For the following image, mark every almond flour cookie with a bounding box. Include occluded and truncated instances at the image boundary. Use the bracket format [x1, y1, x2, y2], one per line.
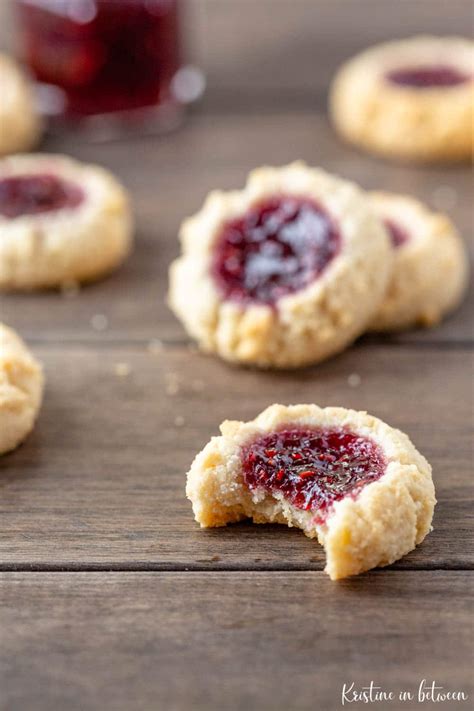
[368, 191, 468, 331]
[330, 36, 473, 162]
[0, 53, 42, 156]
[0, 323, 44, 454]
[0, 154, 133, 290]
[168, 162, 392, 368]
[186, 404, 435, 580]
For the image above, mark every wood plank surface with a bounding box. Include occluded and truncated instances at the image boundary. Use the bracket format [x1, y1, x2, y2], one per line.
[1, 111, 472, 344]
[1, 571, 473, 711]
[0, 2, 472, 709]
[199, 0, 474, 107]
[1, 344, 471, 569]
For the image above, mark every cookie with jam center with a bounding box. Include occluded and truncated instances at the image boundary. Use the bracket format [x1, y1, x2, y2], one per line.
[169, 161, 392, 368]
[368, 191, 468, 331]
[0, 53, 42, 156]
[186, 404, 436, 580]
[0, 153, 133, 290]
[0, 323, 44, 454]
[330, 36, 473, 162]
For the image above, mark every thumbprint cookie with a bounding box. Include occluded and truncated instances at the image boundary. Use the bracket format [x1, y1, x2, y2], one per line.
[330, 36, 473, 162]
[0, 53, 42, 156]
[168, 162, 392, 368]
[0, 154, 133, 289]
[186, 404, 435, 580]
[368, 191, 468, 330]
[0, 323, 44, 454]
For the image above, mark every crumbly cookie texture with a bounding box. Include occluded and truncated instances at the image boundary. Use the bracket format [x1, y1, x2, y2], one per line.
[0, 154, 133, 290]
[0, 53, 42, 156]
[330, 36, 474, 162]
[0, 323, 44, 454]
[168, 162, 392, 368]
[186, 404, 435, 580]
[368, 191, 468, 331]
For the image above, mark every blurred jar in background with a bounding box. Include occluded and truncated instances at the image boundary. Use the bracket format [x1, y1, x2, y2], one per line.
[14, 0, 204, 135]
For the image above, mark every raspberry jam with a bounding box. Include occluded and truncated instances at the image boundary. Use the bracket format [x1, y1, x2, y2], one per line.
[0, 174, 84, 218]
[384, 219, 409, 249]
[242, 427, 386, 519]
[15, 0, 181, 117]
[386, 65, 469, 88]
[212, 196, 341, 305]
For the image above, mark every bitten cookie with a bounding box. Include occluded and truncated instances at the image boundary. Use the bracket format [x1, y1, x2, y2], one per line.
[0, 153, 133, 290]
[0, 323, 44, 454]
[169, 162, 392, 368]
[330, 36, 473, 162]
[0, 53, 42, 156]
[368, 191, 468, 331]
[186, 404, 436, 580]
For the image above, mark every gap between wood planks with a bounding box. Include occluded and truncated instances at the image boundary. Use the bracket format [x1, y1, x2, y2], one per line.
[15, 337, 474, 350]
[1, 562, 473, 573]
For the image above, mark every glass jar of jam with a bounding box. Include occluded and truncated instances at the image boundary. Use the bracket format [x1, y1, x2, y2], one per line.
[14, 0, 204, 134]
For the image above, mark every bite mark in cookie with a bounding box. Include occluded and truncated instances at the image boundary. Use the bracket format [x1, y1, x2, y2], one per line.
[186, 404, 436, 580]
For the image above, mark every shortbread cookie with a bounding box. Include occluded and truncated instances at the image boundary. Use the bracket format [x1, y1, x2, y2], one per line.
[368, 192, 468, 330]
[0, 154, 133, 289]
[0, 53, 42, 156]
[186, 404, 435, 580]
[330, 36, 473, 162]
[0, 323, 44, 454]
[169, 162, 392, 368]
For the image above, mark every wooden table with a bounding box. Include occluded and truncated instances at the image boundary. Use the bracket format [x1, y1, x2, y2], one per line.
[1, 2, 473, 709]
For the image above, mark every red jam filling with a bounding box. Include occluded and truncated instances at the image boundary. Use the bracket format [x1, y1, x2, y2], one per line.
[384, 219, 409, 249]
[242, 427, 386, 520]
[0, 174, 84, 219]
[386, 65, 469, 88]
[211, 195, 341, 305]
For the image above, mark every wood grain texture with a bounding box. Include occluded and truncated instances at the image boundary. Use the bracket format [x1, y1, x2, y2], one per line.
[0, 113, 472, 344]
[0, 3, 472, 708]
[1, 571, 473, 711]
[196, 0, 474, 107]
[0, 344, 471, 569]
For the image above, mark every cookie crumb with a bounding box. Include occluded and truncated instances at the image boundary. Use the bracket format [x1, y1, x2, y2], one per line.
[165, 372, 180, 395]
[60, 280, 80, 299]
[91, 314, 109, 332]
[431, 185, 458, 211]
[347, 373, 361, 388]
[147, 338, 164, 355]
[115, 362, 131, 377]
[175, 415, 185, 427]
